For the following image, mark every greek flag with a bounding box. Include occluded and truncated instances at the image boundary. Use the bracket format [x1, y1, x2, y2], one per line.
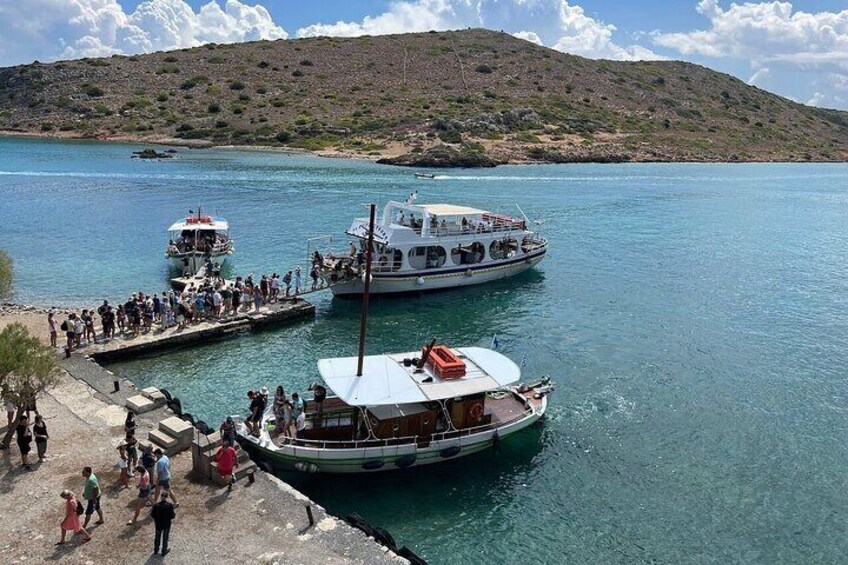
[491, 334, 499, 349]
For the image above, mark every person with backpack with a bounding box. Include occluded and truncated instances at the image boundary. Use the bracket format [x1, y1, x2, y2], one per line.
[58, 490, 91, 545]
[61, 314, 75, 355]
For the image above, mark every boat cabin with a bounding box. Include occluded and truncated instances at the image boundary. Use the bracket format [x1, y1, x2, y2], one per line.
[272, 347, 533, 447]
[167, 215, 231, 255]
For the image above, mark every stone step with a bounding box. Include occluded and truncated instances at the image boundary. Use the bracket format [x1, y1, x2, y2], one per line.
[148, 428, 179, 454]
[126, 394, 156, 414]
[159, 416, 194, 445]
[140, 386, 167, 406]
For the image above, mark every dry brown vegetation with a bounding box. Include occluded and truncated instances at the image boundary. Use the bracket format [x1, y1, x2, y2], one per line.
[2, 28, 847, 165]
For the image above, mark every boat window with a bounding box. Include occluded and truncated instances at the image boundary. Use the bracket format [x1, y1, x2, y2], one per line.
[375, 248, 403, 272]
[408, 246, 447, 269]
[489, 238, 519, 260]
[451, 242, 485, 265]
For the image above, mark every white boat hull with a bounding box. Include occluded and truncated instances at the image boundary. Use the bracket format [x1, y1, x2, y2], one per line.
[330, 249, 546, 296]
[238, 394, 547, 474]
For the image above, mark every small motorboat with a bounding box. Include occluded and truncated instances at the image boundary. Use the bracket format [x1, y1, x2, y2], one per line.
[414, 172, 436, 179]
[165, 208, 234, 275]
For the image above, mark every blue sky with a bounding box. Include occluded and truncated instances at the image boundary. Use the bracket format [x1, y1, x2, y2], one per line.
[1, 0, 847, 109]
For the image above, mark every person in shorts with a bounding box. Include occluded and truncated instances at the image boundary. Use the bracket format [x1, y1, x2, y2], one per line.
[214, 443, 238, 492]
[153, 449, 177, 505]
[81, 466, 104, 528]
[128, 465, 152, 525]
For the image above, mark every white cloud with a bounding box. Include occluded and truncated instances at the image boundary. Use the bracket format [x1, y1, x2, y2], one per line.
[652, 1, 848, 108]
[513, 31, 543, 45]
[0, 0, 287, 66]
[807, 92, 825, 106]
[747, 67, 770, 86]
[653, 1, 848, 65]
[296, 0, 662, 61]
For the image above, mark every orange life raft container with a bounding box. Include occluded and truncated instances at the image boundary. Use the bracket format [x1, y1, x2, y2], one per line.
[423, 345, 466, 379]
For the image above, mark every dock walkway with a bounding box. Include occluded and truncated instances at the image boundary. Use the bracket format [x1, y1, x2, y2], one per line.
[85, 298, 315, 363]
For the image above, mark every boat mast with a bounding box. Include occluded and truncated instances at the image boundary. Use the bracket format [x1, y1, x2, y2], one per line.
[356, 203, 376, 377]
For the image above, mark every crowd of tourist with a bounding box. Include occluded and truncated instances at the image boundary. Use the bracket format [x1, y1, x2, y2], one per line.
[242, 382, 325, 442]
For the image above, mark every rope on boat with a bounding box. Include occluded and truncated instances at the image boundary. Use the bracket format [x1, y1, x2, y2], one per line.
[487, 391, 509, 400]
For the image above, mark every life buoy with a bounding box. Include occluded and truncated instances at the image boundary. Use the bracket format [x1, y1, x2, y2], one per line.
[378, 256, 388, 267]
[469, 402, 484, 421]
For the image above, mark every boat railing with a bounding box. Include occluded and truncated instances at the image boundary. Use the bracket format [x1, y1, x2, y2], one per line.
[278, 402, 534, 450]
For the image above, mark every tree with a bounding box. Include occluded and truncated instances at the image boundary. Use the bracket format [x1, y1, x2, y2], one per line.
[1, 323, 59, 448]
[0, 249, 11, 299]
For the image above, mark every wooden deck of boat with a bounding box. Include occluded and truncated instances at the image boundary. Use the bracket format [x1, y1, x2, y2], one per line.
[486, 393, 535, 424]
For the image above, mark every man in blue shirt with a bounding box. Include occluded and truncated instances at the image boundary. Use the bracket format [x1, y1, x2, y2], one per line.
[153, 449, 178, 505]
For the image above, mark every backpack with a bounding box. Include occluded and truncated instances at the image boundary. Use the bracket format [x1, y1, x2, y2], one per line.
[75, 500, 84, 515]
[60, 320, 68, 332]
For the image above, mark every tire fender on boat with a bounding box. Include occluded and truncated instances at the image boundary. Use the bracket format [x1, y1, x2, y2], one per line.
[415, 276, 425, 286]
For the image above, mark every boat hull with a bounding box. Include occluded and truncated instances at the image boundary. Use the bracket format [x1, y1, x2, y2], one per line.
[330, 248, 546, 296]
[238, 395, 547, 474]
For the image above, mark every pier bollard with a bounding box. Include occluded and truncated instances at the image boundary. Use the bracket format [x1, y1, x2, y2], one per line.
[113, 379, 120, 393]
[305, 504, 315, 528]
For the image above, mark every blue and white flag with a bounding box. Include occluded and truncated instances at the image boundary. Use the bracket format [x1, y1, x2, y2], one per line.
[491, 334, 499, 349]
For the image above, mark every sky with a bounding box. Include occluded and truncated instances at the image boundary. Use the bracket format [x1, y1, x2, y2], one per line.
[0, 1, 847, 110]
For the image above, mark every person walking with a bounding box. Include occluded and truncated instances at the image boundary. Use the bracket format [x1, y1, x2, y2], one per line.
[126, 431, 139, 476]
[48, 311, 58, 347]
[214, 442, 238, 492]
[153, 449, 178, 505]
[33, 413, 49, 461]
[219, 416, 236, 447]
[117, 438, 130, 489]
[141, 444, 156, 480]
[57, 490, 91, 545]
[151, 492, 175, 556]
[128, 465, 152, 525]
[16, 414, 33, 470]
[81, 466, 104, 528]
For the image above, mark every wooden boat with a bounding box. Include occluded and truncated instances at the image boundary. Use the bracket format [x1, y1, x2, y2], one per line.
[236, 204, 554, 474]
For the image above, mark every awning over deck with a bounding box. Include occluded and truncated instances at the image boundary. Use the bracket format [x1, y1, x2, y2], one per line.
[317, 347, 520, 406]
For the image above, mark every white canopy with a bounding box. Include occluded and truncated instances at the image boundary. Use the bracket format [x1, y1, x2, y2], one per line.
[317, 347, 520, 406]
[417, 204, 487, 217]
[168, 216, 229, 232]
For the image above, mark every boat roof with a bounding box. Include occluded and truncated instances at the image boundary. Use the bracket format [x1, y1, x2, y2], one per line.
[416, 204, 487, 216]
[168, 216, 229, 231]
[317, 347, 519, 406]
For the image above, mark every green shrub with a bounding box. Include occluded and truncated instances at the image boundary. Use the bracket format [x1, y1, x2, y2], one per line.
[238, 93, 250, 101]
[207, 103, 221, 113]
[475, 64, 493, 74]
[84, 85, 104, 97]
[275, 131, 291, 142]
[229, 80, 246, 90]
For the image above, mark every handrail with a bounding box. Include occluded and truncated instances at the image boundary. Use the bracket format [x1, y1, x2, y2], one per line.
[279, 405, 534, 450]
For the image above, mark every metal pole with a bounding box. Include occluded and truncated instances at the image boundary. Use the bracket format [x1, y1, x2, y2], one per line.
[356, 203, 376, 377]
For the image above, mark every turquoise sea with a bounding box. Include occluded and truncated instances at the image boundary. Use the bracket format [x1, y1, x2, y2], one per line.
[2, 137, 847, 564]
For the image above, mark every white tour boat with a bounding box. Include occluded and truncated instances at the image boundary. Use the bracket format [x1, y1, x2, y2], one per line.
[236, 204, 553, 474]
[165, 210, 234, 274]
[328, 200, 547, 296]
[236, 345, 553, 474]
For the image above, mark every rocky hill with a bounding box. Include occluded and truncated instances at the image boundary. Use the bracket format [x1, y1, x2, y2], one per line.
[2, 28, 847, 166]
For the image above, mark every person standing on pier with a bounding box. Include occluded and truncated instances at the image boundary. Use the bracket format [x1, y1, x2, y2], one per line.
[270, 274, 279, 302]
[283, 271, 292, 297]
[151, 491, 175, 556]
[102, 306, 115, 340]
[16, 414, 33, 470]
[33, 413, 48, 462]
[48, 311, 58, 347]
[252, 285, 263, 311]
[81, 467, 104, 528]
[62, 313, 75, 354]
[212, 288, 223, 319]
[294, 266, 302, 296]
[128, 465, 152, 525]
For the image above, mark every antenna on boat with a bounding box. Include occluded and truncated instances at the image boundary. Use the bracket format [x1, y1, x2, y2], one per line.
[356, 203, 377, 377]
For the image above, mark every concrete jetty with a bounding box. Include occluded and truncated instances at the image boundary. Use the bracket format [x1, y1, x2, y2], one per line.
[0, 369, 407, 565]
[85, 298, 315, 363]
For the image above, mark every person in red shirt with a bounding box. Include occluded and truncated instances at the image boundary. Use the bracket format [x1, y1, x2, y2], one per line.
[214, 444, 238, 492]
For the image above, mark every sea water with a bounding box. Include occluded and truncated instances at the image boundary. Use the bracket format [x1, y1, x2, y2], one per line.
[2, 137, 846, 564]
